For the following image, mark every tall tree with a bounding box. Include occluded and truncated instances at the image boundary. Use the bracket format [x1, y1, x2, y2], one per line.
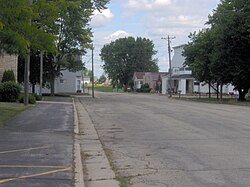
[0, 0, 109, 97]
[208, 0, 250, 100]
[0, 0, 57, 104]
[183, 29, 217, 98]
[44, 0, 109, 95]
[100, 37, 159, 89]
[184, 0, 250, 100]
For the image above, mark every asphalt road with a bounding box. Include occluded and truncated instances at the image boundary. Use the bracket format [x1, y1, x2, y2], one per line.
[0, 100, 73, 187]
[80, 92, 250, 187]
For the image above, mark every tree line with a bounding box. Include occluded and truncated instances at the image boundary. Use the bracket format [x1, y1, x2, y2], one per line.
[183, 0, 250, 100]
[0, 0, 109, 103]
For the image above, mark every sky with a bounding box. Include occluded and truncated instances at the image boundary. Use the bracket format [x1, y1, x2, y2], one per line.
[83, 0, 221, 78]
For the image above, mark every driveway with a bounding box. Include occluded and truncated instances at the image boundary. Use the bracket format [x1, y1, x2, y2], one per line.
[80, 92, 250, 187]
[0, 100, 73, 187]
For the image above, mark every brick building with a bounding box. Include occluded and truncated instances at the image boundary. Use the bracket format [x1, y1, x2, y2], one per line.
[0, 53, 18, 81]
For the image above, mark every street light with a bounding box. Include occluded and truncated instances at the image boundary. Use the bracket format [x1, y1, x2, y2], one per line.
[161, 36, 175, 98]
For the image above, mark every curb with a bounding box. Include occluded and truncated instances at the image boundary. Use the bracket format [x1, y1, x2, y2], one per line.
[73, 98, 85, 187]
[75, 97, 120, 187]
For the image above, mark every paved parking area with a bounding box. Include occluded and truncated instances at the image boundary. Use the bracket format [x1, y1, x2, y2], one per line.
[0, 101, 73, 187]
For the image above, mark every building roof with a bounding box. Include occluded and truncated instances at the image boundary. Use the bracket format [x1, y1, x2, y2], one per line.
[145, 72, 168, 80]
[133, 72, 145, 79]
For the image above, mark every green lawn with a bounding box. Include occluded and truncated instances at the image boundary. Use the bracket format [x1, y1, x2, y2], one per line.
[0, 102, 30, 126]
[94, 85, 113, 92]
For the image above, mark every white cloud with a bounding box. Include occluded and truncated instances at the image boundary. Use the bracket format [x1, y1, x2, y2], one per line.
[126, 0, 171, 10]
[90, 9, 114, 28]
[104, 30, 131, 42]
[122, 0, 219, 45]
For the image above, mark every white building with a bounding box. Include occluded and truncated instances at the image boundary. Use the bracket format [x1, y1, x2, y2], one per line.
[0, 53, 18, 82]
[39, 70, 83, 94]
[133, 72, 145, 89]
[162, 44, 235, 95]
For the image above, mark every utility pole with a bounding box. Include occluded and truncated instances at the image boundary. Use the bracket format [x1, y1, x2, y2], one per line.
[162, 35, 175, 98]
[24, 0, 33, 105]
[39, 50, 43, 96]
[91, 46, 95, 98]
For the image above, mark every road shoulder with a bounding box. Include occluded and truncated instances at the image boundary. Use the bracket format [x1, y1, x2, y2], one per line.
[73, 96, 119, 187]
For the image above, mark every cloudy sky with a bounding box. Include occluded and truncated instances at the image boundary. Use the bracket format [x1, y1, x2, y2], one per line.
[84, 0, 221, 77]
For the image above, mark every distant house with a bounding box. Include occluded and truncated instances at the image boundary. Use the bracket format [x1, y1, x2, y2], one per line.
[0, 53, 18, 81]
[162, 44, 235, 95]
[133, 72, 168, 90]
[144, 72, 168, 89]
[133, 72, 145, 89]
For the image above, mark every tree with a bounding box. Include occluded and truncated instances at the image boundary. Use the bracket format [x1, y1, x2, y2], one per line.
[100, 37, 159, 89]
[0, 0, 57, 104]
[83, 68, 92, 77]
[98, 74, 106, 84]
[18, 51, 53, 93]
[183, 29, 217, 98]
[1, 0, 110, 97]
[44, 0, 109, 95]
[207, 0, 250, 100]
[184, 0, 250, 100]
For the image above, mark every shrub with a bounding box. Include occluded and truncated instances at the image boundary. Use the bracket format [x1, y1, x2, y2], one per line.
[140, 83, 151, 93]
[32, 93, 42, 101]
[19, 93, 36, 104]
[141, 83, 149, 89]
[1, 70, 15, 83]
[0, 82, 21, 102]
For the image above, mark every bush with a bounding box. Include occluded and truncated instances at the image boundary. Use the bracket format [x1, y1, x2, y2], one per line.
[140, 83, 151, 93]
[19, 93, 36, 104]
[32, 93, 42, 101]
[141, 83, 149, 89]
[0, 82, 21, 102]
[1, 70, 15, 83]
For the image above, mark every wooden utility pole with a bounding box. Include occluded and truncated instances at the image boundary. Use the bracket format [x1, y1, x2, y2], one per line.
[161, 35, 175, 98]
[91, 46, 94, 98]
[39, 50, 43, 96]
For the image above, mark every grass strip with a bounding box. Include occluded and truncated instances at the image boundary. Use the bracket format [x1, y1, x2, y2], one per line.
[94, 85, 113, 92]
[0, 102, 30, 126]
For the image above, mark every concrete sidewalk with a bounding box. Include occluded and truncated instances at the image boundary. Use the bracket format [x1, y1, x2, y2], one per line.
[74, 97, 119, 187]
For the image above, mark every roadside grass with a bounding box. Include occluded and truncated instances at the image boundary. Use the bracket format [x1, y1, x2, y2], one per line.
[94, 85, 113, 92]
[103, 147, 132, 187]
[115, 176, 132, 187]
[41, 94, 72, 103]
[0, 102, 30, 126]
[174, 96, 250, 106]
